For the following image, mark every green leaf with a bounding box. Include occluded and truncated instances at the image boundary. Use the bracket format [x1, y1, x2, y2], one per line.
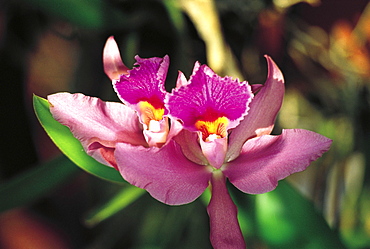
[0, 156, 78, 213]
[85, 185, 146, 227]
[33, 95, 125, 183]
[256, 180, 346, 249]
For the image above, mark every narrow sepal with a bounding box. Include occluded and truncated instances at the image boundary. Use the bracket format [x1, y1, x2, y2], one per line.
[207, 172, 246, 249]
[227, 55, 284, 161]
[103, 36, 129, 80]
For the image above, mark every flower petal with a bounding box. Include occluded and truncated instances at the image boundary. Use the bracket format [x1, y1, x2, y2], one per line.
[167, 62, 253, 131]
[227, 55, 284, 161]
[224, 129, 332, 194]
[143, 117, 169, 147]
[113, 55, 169, 112]
[173, 129, 209, 166]
[48, 92, 146, 167]
[199, 134, 227, 169]
[176, 71, 189, 88]
[103, 36, 129, 80]
[207, 171, 246, 249]
[115, 140, 213, 205]
[143, 117, 183, 147]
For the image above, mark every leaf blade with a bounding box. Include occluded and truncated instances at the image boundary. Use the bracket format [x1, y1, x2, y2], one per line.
[84, 185, 146, 227]
[0, 156, 77, 213]
[256, 180, 346, 248]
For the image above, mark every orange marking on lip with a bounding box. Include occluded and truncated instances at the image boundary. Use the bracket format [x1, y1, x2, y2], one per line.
[138, 101, 164, 128]
[195, 116, 229, 141]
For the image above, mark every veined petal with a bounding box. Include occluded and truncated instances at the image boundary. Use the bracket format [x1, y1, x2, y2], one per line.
[207, 171, 245, 249]
[167, 62, 253, 133]
[103, 36, 129, 80]
[223, 129, 332, 194]
[48, 93, 146, 168]
[227, 55, 284, 161]
[115, 140, 213, 205]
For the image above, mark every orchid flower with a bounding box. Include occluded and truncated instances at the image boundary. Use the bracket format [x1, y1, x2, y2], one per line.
[47, 36, 332, 249]
[47, 37, 181, 170]
[113, 56, 332, 248]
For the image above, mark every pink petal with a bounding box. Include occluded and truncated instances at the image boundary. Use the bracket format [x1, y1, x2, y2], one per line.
[227, 55, 284, 161]
[175, 71, 189, 88]
[115, 140, 213, 205]
[173, 129, 209, 166]
[207, 172, 246, 249]
[143, 117, 169, 147]
[103, 36, 129, 80]
[224, 129, 332, 194]
[199, 135, 227, 169]
[143, 117, 183, 148]
[48, 92, 146, 167]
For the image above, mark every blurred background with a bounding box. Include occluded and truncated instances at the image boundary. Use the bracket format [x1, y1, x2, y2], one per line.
[0, 0, 369, 248]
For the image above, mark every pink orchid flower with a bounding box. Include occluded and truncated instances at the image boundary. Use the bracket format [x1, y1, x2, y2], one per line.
[48, 37, 182, 170]
[48, 37, 332, 249]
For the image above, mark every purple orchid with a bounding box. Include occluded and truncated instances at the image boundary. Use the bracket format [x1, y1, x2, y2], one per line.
[48, 37, 182, 169]
[47, 37, 332, 249]
[113, 57, 332, 248]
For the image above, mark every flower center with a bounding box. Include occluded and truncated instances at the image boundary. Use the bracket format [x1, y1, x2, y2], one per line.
[148, 120, 161, 132]
[195, 116, 229, 142]
[138, 101, 165, 130]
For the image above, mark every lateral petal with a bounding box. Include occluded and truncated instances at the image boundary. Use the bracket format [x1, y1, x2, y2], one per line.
[115, 140, 213, 205]
[227, 55, 284, 161]
[224, 129, 332, 194]
[48, 92, 146, 167]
